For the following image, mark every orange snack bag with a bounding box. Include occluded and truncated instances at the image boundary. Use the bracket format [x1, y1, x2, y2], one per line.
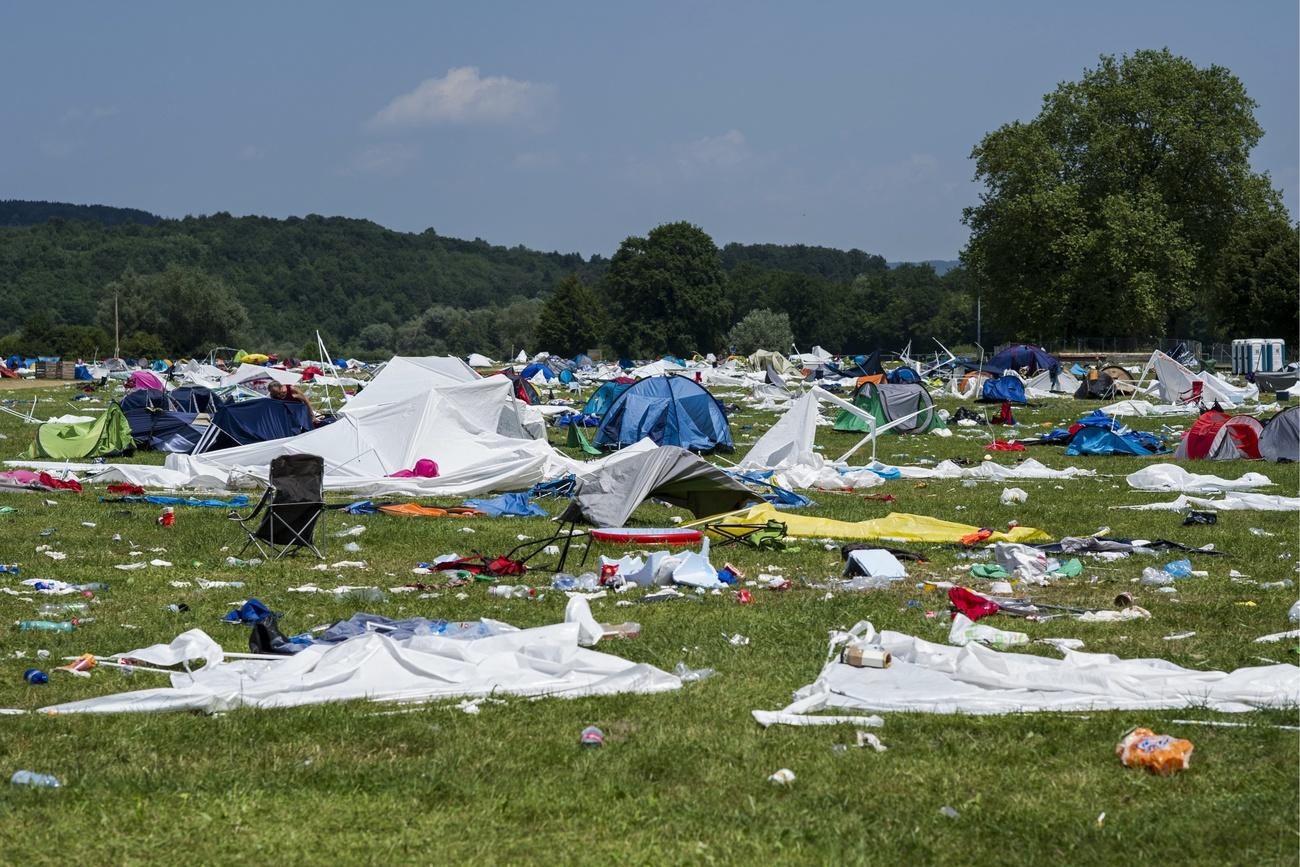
[1115, 727, 1194, 775]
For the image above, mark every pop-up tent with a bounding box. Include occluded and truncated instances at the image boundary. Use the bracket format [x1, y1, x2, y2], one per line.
[1174, 411, 1263, 460]
[988, 344, 1057, 374]
[124, 408, 204, 453]
[1259, 406, 1299, 463]
[194, 399, 314, 453]
[583, 380, 634, 417]
[22, 404, 134, 460]
[120, 389, 173, 412]
[594, 376, 732, 452]
[832, 382, 941, 434]
[1139, 351, 1257, 406]
[170, 386, 222, 415]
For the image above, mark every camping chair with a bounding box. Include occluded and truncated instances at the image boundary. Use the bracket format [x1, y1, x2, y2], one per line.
[702, 518, 790, 551]
[227, 454, 326, 559]
[1179, 380, 1205, 409]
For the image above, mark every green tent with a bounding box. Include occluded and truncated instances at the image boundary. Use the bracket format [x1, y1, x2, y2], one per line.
[832, 382, 944, 435]
[22, 404, 135, 460]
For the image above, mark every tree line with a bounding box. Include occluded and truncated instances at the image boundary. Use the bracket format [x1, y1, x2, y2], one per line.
[2, 49, 1294, 361]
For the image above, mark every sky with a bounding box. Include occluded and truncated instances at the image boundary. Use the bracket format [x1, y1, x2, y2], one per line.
[1, 1, 1296, 262]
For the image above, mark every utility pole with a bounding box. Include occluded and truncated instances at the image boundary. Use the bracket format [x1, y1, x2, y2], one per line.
[113, 291, 120, 359]
[976, 291, 982, 348]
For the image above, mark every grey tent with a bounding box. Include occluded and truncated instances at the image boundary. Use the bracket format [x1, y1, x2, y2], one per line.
[561, 446, 756, 527]
[1259, 406, 1300, 463]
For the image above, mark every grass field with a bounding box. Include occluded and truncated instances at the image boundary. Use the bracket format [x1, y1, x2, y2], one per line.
[0, 380, 1296, 865]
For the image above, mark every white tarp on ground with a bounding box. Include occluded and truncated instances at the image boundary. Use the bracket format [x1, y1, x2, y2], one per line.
[1127, 464, 1273, 494]
[1139, 351, 1258, 406]
[1117, 492, 1300, 511]
[38, 622, 682, 715]
[753, 621, 1299, 722]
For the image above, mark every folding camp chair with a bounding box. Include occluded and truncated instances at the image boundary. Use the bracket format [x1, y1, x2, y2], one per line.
[227, 454, 326, 559]
[702, 518, 790, 551]
[1179, 380, 1205, 410]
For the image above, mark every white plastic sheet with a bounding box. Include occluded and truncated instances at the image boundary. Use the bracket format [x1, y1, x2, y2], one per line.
[40, 622, 681, 715]
[1118, 493, 1300, 512]
[1127, 464, 1273, 493]
[754, 621, 1299, 720]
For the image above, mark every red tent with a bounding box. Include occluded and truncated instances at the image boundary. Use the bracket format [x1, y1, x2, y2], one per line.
[1175, 411, 1262, 460]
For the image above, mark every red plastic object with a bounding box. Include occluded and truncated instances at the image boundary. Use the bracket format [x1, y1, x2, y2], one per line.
[948, 586, 1000, 622]
[589, 527, 704, 545]
[735, 590, 754, 604]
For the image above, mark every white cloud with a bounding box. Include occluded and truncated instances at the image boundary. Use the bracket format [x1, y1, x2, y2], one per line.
[368, 67, 555, 129]
[349, 142, 420, 176]
[677, 130, 752, 171]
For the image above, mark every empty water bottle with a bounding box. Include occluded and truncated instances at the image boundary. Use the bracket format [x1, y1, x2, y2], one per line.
[671, 662, 716, 683]
[10, 770, 60, 788]
[37, 602, 88, 617]
[1139, 568, 1174, 587]
[16, 620, 77, 633]
[22, 669, 49, 685]
[1164, 560, 1192, 578]
[74, 583, 108, 593]
[551, 574, 579, 591]
[489, 585, 533, 599]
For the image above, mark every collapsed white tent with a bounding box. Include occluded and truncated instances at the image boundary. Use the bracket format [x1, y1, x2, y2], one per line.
[1138, 351, 1257, 406]
[738, 391, 821, 470]
[164, 377, 554, 496]
[1117, 492, 1300, 512]
[39, 623, 682, 715]
[754, 622, 1299, 723]
[1127, 464, 1273, 494]
[222, 363, 302, 389]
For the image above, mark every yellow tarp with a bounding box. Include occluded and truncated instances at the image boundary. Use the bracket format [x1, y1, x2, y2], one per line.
[702, 503, 1049, 544]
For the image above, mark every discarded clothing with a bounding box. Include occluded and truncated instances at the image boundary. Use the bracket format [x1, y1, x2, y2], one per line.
[462, 492, 547, 518]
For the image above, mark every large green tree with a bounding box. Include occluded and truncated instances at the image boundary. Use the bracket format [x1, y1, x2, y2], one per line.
[98, 265, 249, 355]
[725, 308, 794, 355]
[962, 49, 1293, 342]
[605, 222, 729, 356]
[534, 275, 607, 356]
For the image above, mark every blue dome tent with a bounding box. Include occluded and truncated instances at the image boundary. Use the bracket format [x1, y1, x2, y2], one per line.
[980, 375, 1028, 404]
[594, 376, 733, 452]
[583, 380, 634, 417]
[988, 344, 1058, 375]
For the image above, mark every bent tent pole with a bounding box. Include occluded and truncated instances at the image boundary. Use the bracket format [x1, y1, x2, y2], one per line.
[836, 405, 930, 465]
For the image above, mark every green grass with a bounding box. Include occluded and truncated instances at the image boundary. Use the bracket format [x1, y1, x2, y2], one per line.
[0, 381, 1297, 865]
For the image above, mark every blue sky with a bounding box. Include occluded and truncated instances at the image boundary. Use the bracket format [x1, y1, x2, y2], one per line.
[1, 1, 1295, 261]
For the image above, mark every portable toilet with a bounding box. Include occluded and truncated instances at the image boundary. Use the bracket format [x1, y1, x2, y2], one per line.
[1232, 339, 1286, 374]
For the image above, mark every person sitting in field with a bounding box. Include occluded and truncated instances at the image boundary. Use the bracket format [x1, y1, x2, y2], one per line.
[268, 381, 323, 425]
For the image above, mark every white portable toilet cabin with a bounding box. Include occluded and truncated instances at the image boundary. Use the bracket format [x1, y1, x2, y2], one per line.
[1231, 339, 1286, 374]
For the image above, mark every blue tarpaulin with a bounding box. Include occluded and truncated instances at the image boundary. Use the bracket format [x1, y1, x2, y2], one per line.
[1065, 426, 1166, 456]
[462, 492, 548, 517]
[594, 376, 733, 452]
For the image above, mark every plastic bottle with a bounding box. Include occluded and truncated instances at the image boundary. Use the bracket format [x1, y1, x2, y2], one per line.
[166, 603, 190, 614]
[0, 564, 20, 575]
[489, 585, 533, 599]
[1163, 559, 1192, 578]
[37, 602, 88, 617]
[1289, 600, 1300, 624]
[1139, 567, 1174, 587]
[551, 574, 579, 591]
[579, 726, 604, 748]
[74, 583, 108, 593]
[23, 669, 49, 685]
[671, 662, 716, 683]
[10, 771, 61, 788]
[225, 557, 263, 567]
[16, 620, 76, 633]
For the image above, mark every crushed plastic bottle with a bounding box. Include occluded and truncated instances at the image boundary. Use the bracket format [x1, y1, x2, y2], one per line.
[224, 556, 263, 567]
[1139, 567, 1174, 587]
[37, 602, 88, 617]
[488, 584, 534, 599]
[23, 669, 49, 685]
[671, 662, 716, 683]
[10, 770, 61, 788]
[1289, 600, 1300, 624]
[1163, 559, 1192, 578]
[601, 622, 641, 639]
[1116, 727, 1193, 776]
